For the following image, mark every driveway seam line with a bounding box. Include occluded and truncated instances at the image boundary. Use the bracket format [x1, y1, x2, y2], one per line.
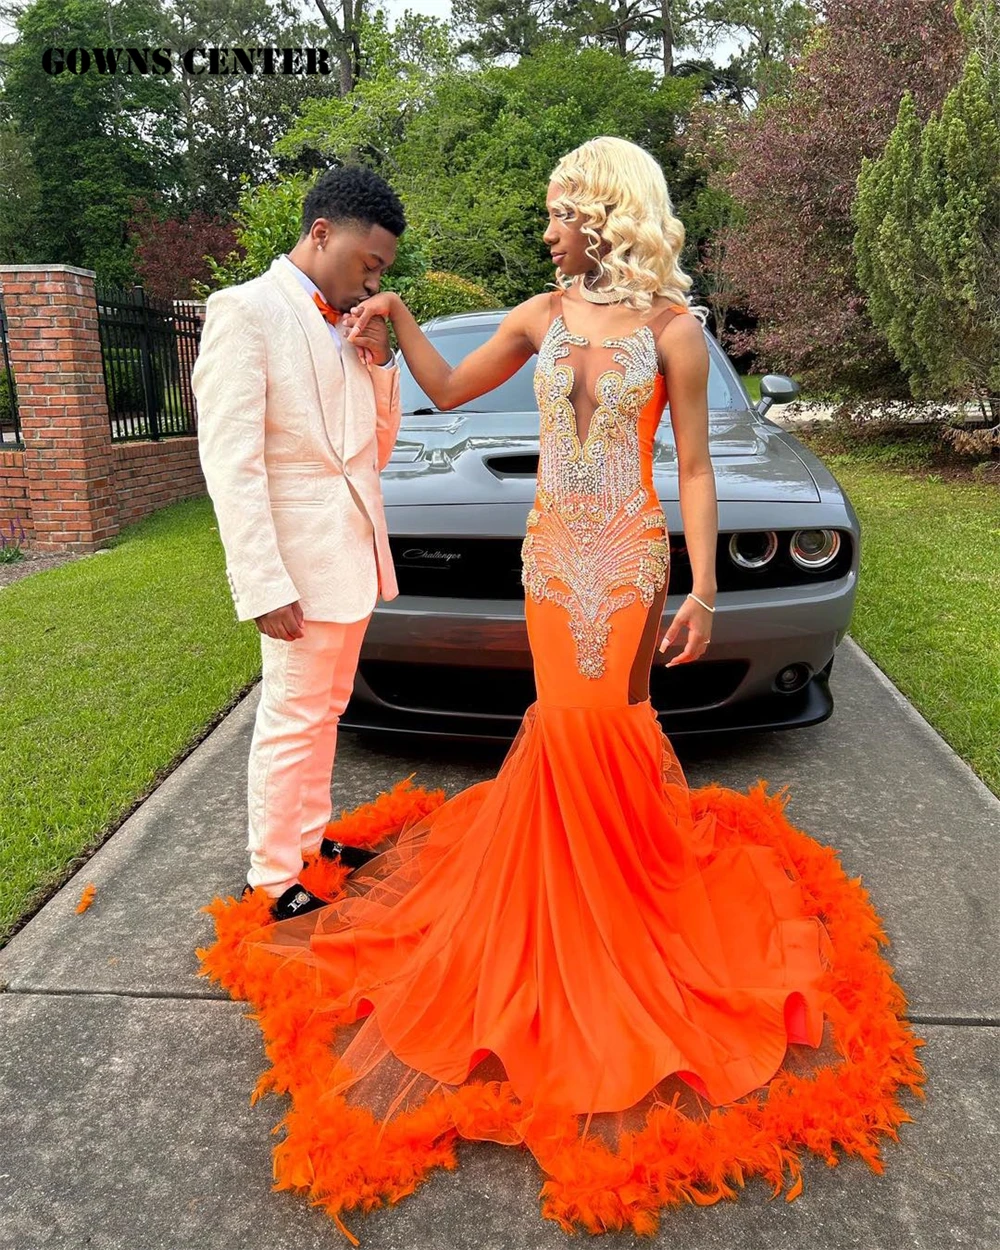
[2, 987, 998, 1027]
[1, 986, 231, 1002]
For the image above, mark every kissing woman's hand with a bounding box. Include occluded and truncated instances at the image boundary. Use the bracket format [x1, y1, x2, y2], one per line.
[345, 293, 399, 339]
[342, 293, 400, 366]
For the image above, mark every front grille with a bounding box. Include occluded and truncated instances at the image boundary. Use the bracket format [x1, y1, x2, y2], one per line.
[388, 532, 852, 600]
[360, 659, 749, 718]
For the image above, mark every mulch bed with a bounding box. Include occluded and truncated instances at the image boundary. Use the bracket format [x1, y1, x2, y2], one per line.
[0, 549, 86, 591]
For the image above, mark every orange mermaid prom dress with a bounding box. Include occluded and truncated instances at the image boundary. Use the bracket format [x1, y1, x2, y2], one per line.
[200, 292, 923, 1239]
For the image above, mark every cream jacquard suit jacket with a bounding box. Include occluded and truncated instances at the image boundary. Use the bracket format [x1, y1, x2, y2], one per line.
[193, 257, 401, 623]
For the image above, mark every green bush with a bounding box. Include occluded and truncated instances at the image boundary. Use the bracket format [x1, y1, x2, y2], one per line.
[199, 173, 501, 322]
[393, 270, 499, 323]
[102, 345, 165, 415]
[0, 368, 18, 433]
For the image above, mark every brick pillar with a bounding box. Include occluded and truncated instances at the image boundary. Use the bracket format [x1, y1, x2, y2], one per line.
[0, 264, 118, 551]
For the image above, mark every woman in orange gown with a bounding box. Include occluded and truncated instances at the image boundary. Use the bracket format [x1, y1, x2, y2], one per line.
[200, 137, 923, 1239]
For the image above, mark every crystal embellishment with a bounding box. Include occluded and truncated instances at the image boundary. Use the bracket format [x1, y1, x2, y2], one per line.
[522, 315, 670, 679]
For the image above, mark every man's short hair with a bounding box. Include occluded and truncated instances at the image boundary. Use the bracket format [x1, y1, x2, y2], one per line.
[302, 166, 406, 238]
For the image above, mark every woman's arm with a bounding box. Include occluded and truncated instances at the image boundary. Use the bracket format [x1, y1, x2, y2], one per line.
[345, 291, 546, 410]
[656, 313, 718, 665]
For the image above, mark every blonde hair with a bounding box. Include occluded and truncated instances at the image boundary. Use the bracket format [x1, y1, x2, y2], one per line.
[550, 136, 692, 312]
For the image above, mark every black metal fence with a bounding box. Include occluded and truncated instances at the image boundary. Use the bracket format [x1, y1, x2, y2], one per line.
[96, 285, 202, 442]
[0, 294, 21, 447]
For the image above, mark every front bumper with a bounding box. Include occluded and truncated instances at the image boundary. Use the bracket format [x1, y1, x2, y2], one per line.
[343, 576, 855, 741]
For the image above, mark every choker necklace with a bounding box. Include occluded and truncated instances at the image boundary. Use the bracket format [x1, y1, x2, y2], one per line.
[578, 275, 622, 304]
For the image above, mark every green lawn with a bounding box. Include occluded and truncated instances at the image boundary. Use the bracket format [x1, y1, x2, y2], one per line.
[2, 467, 997, 940]
[741, 374, 762, 404]
[829, 459, 1000, 796]
[0, 497, 260, 943]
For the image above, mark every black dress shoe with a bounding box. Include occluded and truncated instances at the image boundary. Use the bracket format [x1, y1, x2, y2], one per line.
[271, 883, 328, 921]
[320, 838, 380, 871]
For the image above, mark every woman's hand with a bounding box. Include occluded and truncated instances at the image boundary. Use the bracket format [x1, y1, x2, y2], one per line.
[342, 293, 401, 366]
[345, 292, 400, 336]
[658, 595, 713, 667]
[350, 292, 536, 412]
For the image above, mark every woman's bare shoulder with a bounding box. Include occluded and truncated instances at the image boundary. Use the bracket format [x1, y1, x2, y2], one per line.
[504, 290, 560, 350]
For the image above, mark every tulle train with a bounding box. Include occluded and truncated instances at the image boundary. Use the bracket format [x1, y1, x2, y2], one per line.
[198, 705, 923, 1240]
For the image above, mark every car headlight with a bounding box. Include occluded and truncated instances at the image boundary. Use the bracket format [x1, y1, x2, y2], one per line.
[729, 531, 778, 569]
[790, 529, 841, 569]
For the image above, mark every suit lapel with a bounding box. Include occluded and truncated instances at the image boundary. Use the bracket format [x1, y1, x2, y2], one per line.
[341, 335, 378, 463]
[266, 258, 346, 463]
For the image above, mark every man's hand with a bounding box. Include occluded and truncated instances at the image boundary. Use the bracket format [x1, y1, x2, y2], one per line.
[255, 600, 304, 641]
[342, 303, 394, 367]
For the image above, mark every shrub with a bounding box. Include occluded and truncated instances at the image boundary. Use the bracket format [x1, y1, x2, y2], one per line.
[394, 270, 498, 323]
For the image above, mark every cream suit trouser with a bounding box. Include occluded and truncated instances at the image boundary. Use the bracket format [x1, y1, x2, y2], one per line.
[247, 616, 370, 896]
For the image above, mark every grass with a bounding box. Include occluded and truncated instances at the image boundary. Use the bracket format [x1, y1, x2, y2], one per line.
[741, 374, 762, 404]
[2, 459, 998, 938]
[825, 457, 1000, 796]
[0, 497, 260, 943]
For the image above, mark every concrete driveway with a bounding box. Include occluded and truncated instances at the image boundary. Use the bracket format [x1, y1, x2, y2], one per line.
[1, 639, 997, 1250]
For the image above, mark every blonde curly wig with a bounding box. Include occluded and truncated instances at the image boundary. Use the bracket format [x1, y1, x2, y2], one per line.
[550, 136, 693, 312]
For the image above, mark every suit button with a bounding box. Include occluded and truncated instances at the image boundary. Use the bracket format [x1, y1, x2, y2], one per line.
[345, 466, 353, 477]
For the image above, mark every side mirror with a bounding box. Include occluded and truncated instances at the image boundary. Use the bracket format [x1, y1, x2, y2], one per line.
[757, 374, 801, 418]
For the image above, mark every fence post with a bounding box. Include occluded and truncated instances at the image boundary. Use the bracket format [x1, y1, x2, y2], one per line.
[0, 264, 118, 551]
[173, 299, 205, 428]
[131, 284, 161, 441]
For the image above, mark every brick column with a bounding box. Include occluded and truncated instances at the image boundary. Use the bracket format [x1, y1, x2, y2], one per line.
[0, 264, 118, 551]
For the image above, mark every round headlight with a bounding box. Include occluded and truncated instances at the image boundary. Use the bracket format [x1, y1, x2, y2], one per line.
[729, 531, 779, 569]
[790, 529, 841, 569]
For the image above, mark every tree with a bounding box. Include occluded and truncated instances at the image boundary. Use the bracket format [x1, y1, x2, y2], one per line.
[452, 0, 558, 60]
[199, 171, 498, 323]
[707, 0, 964, 395]
[854, 2, 1000, 421]
[2, 0, 181, 282]
[277, 43, 699, 305]
[154, 0, 341, 218]
[690, 0, 815, 101]
[454, 0, 815, 91]
[0, 106, 39, 263]
[454, 0, 701, 74]
[306, 0, 378, 94]
[128, 197, 239, 301]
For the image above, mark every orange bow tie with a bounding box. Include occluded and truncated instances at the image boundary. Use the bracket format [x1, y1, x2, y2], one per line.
[312, 291, 341, 325]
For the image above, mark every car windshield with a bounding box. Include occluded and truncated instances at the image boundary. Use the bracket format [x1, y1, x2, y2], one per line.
[399, 324, 748, 414]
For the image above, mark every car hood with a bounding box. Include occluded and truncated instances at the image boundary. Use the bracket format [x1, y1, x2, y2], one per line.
[382, 409, 820, 505]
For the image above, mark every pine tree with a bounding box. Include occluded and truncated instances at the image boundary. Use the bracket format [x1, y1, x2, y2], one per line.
[855, 1, 1000, 421]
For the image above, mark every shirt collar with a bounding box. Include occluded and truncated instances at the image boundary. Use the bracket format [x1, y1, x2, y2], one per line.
[280, 253, 323, 302]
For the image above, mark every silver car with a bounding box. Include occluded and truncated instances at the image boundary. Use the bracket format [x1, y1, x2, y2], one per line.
[344, 309, 860, 741]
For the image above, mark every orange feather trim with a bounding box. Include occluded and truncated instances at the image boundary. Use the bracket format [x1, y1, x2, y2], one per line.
[198, 779, 924, 1240]
[75, 884, 97, 914]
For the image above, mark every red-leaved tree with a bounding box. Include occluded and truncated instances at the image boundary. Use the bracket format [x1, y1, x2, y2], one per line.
[709, 0, 964, 395]
[128, 198, 240, 303]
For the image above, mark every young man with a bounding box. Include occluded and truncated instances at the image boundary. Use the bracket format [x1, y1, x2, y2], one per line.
[193, 167, 404, 920]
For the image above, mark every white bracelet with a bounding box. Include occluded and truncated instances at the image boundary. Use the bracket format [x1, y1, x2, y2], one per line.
[688, 593, 716, 614]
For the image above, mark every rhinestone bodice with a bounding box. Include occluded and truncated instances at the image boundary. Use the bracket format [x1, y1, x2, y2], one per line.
[521, 307, 677, 681]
